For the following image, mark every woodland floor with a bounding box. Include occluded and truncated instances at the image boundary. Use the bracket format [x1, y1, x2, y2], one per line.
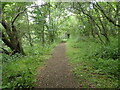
[36, 43, 81, 88]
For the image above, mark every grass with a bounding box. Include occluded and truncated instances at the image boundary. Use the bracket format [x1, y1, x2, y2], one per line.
[2, 54, 50, 89]
[66, 37, 119, 88]
[2, 42, 58, 89]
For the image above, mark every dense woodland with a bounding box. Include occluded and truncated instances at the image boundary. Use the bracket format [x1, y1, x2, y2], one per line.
[0, 1, 120, 89]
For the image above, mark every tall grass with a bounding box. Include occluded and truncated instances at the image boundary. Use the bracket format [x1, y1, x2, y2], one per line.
[66, 37, 119, 88]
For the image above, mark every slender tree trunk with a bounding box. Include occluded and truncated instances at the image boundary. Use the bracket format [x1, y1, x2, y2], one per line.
[42, 25, 45, 47]
[99, 16, 110, 43]
[26, 11, 33, 46]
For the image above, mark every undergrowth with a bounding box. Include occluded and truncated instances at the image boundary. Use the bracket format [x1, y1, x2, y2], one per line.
[2, 42, 58, 89]
[66, 37, 119, 88]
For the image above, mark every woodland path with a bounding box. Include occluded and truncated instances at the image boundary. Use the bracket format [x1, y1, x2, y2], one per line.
[36, 43, 80, 88]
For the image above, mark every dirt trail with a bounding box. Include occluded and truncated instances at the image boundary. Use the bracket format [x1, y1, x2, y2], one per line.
[36, 43, 80, 88]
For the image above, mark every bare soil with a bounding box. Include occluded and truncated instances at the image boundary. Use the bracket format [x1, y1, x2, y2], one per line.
[36, 43, 80, 88]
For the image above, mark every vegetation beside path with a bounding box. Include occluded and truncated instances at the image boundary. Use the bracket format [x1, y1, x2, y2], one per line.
[1, 1, 119, 89]
[2, 43, 58, 89]
[66, 37, 119, 88]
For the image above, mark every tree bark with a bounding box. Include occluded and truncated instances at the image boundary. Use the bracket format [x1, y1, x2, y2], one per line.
[1, 19, 25, 55]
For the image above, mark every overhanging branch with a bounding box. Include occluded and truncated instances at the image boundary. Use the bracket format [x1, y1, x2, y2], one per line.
[11, 8, 27, 25]
[95, 3, 120, 27]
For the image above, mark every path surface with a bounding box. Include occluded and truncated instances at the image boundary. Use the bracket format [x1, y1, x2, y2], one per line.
[36, 43, 80, 88]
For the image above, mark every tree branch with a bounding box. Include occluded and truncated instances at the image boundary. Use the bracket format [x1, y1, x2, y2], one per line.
[0, 47, 10, 55]
[1, 32, 14, 50]
[11, 4, 45, 25]
[95, 3, 120, 27]
[77, 3, 102, 33]
[1, 19, 13, 39]
[11, 8, 27, 25]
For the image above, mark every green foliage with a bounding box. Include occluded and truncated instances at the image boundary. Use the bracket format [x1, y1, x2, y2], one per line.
[61, 39, 68, 43]
[2, 42, 59, 89]
[66, 37, 119, 88]
[2, 54, 50, 89]
[92, 38, 119, 60]
[1, 1, 119, 89]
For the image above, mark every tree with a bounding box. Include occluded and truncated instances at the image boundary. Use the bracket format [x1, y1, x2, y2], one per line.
[1, 3, 31, 55]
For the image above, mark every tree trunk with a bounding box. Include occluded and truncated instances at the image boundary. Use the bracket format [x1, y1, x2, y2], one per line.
[42, 25, 45, 47]
[1, 20, 25, 55]
[26, 11, 33, 47]
[99, 16, 110, 43]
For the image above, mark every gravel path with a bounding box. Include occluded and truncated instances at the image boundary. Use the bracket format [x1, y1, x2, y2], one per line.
[36, 43, 80, 88]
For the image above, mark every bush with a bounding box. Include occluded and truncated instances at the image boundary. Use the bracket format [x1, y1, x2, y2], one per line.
[2, 54, 50, 89]
[92, 38, 119, 60]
